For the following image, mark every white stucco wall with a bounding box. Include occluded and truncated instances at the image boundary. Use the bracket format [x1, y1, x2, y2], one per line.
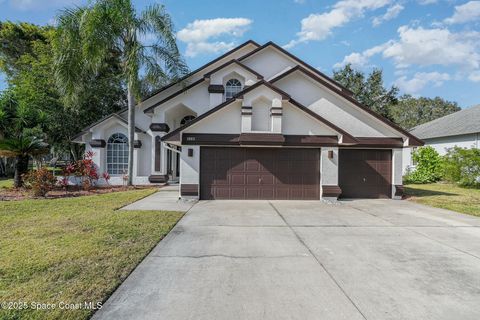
[282, 103, 338, 136]
[274, 72, 404, 138]
[180, 145, 200, 185]
[321, 147, 339, 186]
[185, 101, 242, 134]
[242, 47, 296, 80]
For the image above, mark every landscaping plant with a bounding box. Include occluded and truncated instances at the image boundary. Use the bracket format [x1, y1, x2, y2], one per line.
[23, 167, 57, 197]
[443, 147, 480, 187]
[404, 146, 443, 184]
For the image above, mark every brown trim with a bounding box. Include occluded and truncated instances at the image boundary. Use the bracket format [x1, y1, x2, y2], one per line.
[322, 185, 342, 198]
[284, 135, 338, 146]
[89, 139, 106, 148]
[270, 65, 424, 147]
[340, 137, 404, 148]
[241, 106, 252, 109]
[208, 84, 225, 93]
[238, 133, 285, 145]
[150, 123, 170, 132]
[182, 133, 240, 145]
[288, 98, 357, 143]
[144, 79, 205, 114]
[72, 111, 145, 141]
[133, 140, 142, 148]
[241, 112, 252, 115]
[141, 40, 260, 103]
[394, 185, 404, 198]
[162, 81, 356, 143]
[154, 136, 161, 171]
[238, 41, 354, 96]
[181, 184, 199, 197]
[235, 80, 290, 100]
[181, 133, 339, 146]
[148, 174, 169, 183]
[203, 59, 263, 80]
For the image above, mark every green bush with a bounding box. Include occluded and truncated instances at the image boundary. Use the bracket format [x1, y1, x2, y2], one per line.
[404, 146, 443, 184]
[443, 147, 480, 187]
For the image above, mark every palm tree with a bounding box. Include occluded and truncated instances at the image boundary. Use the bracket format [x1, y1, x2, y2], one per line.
[0, 136, 49, 187]
[54, 0, 188, 185]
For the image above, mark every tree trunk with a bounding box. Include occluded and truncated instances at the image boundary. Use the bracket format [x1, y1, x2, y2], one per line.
[14, 155, 29, 188]
[127, 83, 135, 186]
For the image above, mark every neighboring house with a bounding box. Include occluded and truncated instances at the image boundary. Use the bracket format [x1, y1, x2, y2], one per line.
[403, 104, 480, 173]
[73, 40, 423, 200]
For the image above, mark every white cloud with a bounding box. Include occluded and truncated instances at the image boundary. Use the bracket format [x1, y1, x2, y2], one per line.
[177, 18, 252, 57]
[382, 26, 480, 69]
[469, 70, 480, 82]
[336, 26, 480, 70]
[372, 4, 404, 26]
[395, 72, 451, 94]
[444, 1, 480, 24]
[417, 0, 438, 5]
[284, 0, 391, 48]
[334, 44, 388, 68]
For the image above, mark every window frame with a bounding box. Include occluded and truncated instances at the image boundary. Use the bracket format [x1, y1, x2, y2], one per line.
[225, 78, 242, 100]
[106, 133, 129, 175]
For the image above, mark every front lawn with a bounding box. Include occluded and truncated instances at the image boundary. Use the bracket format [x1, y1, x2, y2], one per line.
[0, 189, 183, 320]
[0, 179, 13, 189]
[405, 183, 480, 217]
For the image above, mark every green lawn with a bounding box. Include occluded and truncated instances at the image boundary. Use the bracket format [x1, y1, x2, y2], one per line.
[0, 179, 13, 189]
[405, 183, 480, 217]
[0, 189, 183, 320]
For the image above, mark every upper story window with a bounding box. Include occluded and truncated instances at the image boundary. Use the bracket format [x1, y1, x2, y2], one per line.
[225, 79, 242, 100]
[106, 133, 128, 175]
[180, 115, 196, 126]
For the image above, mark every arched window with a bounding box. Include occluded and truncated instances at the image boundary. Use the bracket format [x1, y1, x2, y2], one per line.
[225, 79, 242, 99]
[106, 133, 128, 175]
[180, 115, 196, 126]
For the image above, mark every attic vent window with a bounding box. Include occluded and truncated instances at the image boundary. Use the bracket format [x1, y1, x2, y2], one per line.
[225, 79, 242, 100]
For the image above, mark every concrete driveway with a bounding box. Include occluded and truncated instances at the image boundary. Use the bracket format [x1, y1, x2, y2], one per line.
[94, 199, 480, 320]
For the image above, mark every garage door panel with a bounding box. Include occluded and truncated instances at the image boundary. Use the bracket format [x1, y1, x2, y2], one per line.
[339, 149, 392, 199]
[200, 147, 320, 200]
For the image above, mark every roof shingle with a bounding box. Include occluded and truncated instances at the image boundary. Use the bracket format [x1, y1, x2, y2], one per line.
[410, 104, 480, 139]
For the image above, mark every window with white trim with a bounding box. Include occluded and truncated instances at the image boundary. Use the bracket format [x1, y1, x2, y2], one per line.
[180, 115, 196, 126]
[225, 79, 242, 100]
[106, 133, 128, 175]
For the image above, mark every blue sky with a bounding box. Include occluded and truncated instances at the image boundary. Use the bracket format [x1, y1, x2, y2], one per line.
[1, 0, 479, 108]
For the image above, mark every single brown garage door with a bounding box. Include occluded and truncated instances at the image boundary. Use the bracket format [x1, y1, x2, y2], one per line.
[200, 147, 320, 200]
[339, 149, 392, 199]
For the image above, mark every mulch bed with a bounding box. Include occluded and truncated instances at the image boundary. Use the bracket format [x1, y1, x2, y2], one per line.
[0, 185, 159, 201]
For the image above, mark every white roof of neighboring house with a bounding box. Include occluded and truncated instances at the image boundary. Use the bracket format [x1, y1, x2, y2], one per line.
[410, 104, 480, 140]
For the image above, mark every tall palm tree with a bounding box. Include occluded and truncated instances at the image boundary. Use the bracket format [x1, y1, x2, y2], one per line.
[54, 0, 188, 185]
[0, 136, 49, 188]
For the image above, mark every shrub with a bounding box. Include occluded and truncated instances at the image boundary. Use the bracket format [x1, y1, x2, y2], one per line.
[23, 167, 57, 197]
[404, 146, 443, 184]
[61, 151, 99, 190]
[443, 147, 480, 187]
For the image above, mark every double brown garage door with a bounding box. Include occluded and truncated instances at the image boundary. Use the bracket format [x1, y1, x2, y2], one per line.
[200, 147, 320, 200]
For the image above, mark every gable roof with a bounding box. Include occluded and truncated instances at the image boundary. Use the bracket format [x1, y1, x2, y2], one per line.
[141, 40, 260, 103]
[270, 65, 424, 147]
[410, 104, 480, 140]
[72, 110, 145, 142]
[161, 80, 358, 143]
[238, 41, 354, 96]
[143, 59, 265, 114]
[203, 59, 263, 80]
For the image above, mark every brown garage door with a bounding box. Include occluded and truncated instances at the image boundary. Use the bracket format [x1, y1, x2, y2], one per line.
[339, 149, 392, 199]
[200, 147, 320, 200]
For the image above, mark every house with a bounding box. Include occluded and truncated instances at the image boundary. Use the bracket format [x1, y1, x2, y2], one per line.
[403, 104, 480, 173]
[73, 40, 423, 200]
